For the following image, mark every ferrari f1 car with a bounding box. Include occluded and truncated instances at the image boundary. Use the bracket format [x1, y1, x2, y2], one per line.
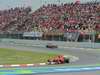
[47, 55, 70, 65]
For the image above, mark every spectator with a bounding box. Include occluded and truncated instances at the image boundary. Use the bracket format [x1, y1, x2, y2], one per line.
[0, 2, 100, 34]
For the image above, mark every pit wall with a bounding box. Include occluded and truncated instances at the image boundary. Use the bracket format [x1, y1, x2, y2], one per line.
[0, 39, 100, 49]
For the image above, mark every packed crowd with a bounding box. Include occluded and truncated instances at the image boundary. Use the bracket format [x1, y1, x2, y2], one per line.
[0, 2, 100, 34]
[0, 7, 32, 33]
[33, 2, 100, 33]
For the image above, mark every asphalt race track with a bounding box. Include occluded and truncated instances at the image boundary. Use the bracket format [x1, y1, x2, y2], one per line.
[20, 71, 100, 75]
[0, 43, 100, 65]
[37, 71, 100, 75]
[0, 43, 100, 75]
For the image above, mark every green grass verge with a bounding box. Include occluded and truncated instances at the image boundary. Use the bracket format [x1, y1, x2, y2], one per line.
[0, 48, 58, 65]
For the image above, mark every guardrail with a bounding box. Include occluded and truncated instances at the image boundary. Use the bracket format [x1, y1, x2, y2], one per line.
[0, 39, 100, 49]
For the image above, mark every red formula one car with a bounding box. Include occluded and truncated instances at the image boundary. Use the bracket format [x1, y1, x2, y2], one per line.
[47, 55, 70, 65]
[46, 43, 58, 48]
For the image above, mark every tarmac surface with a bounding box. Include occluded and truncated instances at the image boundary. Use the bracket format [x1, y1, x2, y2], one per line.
[20, 71, 100, 75]
[37, 71, 100, 75]
[0, 43, 100, 75]
[0, 43, 100, 65]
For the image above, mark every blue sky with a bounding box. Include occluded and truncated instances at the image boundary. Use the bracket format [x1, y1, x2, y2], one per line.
[0, 0, 97, 11]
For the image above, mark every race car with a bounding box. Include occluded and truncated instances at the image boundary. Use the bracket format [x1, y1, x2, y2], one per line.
[46, 43, 58, 48]
[47, 55, 70, 65]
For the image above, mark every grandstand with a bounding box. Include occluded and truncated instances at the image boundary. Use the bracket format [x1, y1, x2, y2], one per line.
[0, 0, 100, 42]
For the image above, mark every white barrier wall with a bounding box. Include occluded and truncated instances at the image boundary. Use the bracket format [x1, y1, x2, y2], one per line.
[0, 39, 100, 49]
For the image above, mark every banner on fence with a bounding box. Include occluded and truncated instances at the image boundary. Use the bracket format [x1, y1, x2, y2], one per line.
[23, 32, 43, 37]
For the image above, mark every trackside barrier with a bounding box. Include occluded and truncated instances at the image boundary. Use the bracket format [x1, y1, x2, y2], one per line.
[0, 39, 100, 49]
